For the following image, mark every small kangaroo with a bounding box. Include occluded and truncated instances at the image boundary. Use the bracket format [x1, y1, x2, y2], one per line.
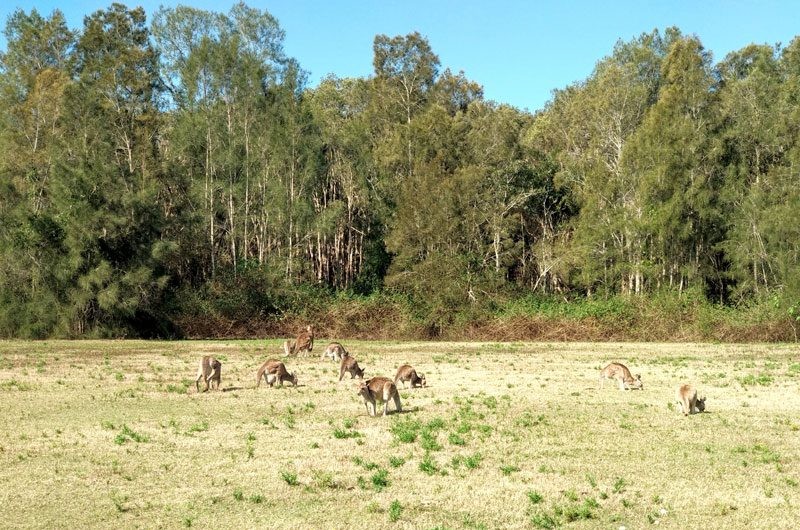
[195, 356, 221, 392]
[394, 364, 426, 388]
[358, 377, 402, 417]
[322, 342, 349, 362]
[339, 356, 365, 381]
[676, 384, 705, 415]
[599, 362, 642, 390]
[255, 359, 298, 388]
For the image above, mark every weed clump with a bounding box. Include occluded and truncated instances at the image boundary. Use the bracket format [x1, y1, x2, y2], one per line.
[114, 424, 148, 445]
[280, 471, 299, 486]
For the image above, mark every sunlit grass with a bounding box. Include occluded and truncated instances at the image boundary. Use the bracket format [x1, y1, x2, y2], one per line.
[0, 340, 798, 528]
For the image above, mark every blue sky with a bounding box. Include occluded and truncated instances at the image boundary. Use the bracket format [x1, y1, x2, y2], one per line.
[2, 1, 800, 112]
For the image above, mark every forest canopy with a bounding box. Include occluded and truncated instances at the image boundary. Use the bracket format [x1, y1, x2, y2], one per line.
[1, 3, 799, 339]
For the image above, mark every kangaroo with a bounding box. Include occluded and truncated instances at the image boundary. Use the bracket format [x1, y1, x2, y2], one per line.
[255, 359, 298, 388]
[599, 362, 642, 390]
[676, 384, 705, 415]
[339, 356, 365, 381]
[195, 356, 221, 392]
[291, 325, 314, 356]
[358, 377, 402, 417]
[322, 342, 349, 362]
[394, 364, 426, 388]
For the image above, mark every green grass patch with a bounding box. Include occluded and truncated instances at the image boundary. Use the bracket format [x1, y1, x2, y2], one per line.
[280, 470, 299, 486]
[114, 424, 148, 444]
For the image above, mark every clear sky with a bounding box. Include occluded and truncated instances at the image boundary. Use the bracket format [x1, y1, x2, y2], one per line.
[2, 1, 800, 112]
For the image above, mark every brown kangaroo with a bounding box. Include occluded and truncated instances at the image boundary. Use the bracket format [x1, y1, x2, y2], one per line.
[358, 377, 402, 417]
[599, 362, 642, 391]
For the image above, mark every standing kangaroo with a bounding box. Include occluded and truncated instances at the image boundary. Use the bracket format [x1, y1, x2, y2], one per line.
[195, 356, 221, 392]
[290, 325, 314, 356]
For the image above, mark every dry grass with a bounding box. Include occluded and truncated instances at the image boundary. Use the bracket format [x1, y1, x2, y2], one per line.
[1, 340, 799, 528]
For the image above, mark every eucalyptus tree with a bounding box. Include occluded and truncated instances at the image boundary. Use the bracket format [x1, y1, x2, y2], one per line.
[307, 75, 379, 288]
[152, 2, 289, 279]
[778, 38, 800, 300]
[383, 100, 476, 330]
[532, 29, 677, 295]
[715, 44, 786, 299]
[373, 31, 440, 126]
[713, 38, 800, 305]
[622, 35, 719, 294]
[0, 8, 74, 336]
[0, 7, 73, 205]
[371, 31, 441, 211]
[460, 101, 535, 276]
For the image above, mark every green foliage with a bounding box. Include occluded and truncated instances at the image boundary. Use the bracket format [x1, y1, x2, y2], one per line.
[114, 424, 148, 445]
[448, 433, 466, 446]
[464, 453, 483, 469]
[391, 419, 421, 444]
[388, 499, 403, 522]
[527, 491, 544, 505]
[371, 468, 390, 491]
[419, 452, 440, 475]
[333, 427, 361, 439]
[388, 456, 406, 468]
[530, 511, 557, 529]
[1, 8, 799, 340]
[737, 374, 774, 387]
[186, 422, 209, 434]
[500, 295, 633, 320]
[280, 470, 299, 486]
[500, 464, 520, 476]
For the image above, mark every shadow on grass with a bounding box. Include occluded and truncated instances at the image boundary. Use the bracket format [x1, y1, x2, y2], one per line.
[361, 406, 420, 417]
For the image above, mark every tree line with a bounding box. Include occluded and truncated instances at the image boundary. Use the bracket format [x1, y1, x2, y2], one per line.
[1, 3, 798, 338]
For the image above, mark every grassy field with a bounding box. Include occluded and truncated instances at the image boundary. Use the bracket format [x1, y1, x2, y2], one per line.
[0, 340, 798, 529]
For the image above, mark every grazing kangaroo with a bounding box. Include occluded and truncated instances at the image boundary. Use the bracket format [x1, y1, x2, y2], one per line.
[676, 384, 705, 415]
[599, 362, 642, 390]
[394, 364, 426, 388]
[195, 356, 221, 392]
[358, 377, 402, 417]
[322, 342, 349, 362]
[339, 356, 365, 381]
[255, 359, 298, 388]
